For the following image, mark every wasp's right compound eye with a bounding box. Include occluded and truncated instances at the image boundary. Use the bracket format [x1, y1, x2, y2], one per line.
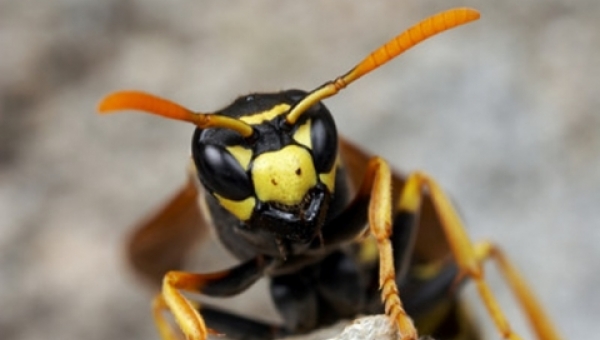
[193, 143, 253, 201]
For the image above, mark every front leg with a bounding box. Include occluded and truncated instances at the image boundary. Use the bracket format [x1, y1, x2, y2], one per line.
[315, 156, 419, 340]
[358, 157, 418, 340]
[154, 255, 273, 340]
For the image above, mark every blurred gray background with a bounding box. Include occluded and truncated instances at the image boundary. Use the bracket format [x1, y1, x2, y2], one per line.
[1, 0, 598, 339]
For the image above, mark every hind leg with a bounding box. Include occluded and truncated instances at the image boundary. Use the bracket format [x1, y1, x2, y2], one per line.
[473, 241, 562, 340]
[396, 171, 561, 340]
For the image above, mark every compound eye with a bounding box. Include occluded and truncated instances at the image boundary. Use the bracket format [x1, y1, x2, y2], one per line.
[193, 143, 253, 200]
[310, 112, 337, 173]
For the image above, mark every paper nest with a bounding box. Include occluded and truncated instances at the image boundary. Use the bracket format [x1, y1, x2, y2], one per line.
[281, 314, 434, 340]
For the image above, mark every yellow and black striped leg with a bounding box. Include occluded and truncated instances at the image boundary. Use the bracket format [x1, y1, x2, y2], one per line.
[397, 171, 561, 340]
[473, 241, 562, 340]
[153, 256, 273, 340]
[356, 157, 418, 340]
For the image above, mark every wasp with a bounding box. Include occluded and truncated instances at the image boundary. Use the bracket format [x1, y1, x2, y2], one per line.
[99, 8, 561, 340]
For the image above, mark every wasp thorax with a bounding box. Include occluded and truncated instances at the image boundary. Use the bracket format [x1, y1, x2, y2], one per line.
[251, 145, 317, 206]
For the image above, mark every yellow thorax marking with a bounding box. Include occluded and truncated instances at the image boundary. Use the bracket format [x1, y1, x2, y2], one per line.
[214, 194, 256, 221]
[411, 260, 446, 280]
[226, 145, 253, 170]
[239, 104, 290, 125]
[358, 236, 379, 263]
[252, 145, 317, 205]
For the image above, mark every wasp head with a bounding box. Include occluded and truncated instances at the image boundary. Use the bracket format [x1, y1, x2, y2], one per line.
[192, 90, 338, 258]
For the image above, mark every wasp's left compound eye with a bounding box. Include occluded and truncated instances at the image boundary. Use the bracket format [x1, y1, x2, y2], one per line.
[309, 111, 337, 174]
[193, 143, 253, 200]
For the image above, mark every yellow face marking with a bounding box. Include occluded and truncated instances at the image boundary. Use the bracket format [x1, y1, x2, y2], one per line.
[214, 194, 256, 221]
[319, 156, 338, 193]
[239, 104, 290, 125]
[293, 119, 312, 149]
[252, 145, 317, 206]
[226, 145, 253, 170]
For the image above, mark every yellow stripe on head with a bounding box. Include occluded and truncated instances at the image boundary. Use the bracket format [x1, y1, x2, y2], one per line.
[293, 119, 312, 149]
[226, 145, 253, 170]
[239, 104, 291, 125]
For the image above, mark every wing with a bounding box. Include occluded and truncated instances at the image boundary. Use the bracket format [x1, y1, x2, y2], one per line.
[338, 138, 451, 264]
[127, 176, 209, 286]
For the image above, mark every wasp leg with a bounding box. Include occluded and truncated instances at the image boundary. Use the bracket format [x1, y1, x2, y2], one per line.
[154, 256, 274, 340]
[396, 171, 560, 340]
[473, 241, 562, 340]
[155, 297, 288, 340]
[353, 157, 419, 340]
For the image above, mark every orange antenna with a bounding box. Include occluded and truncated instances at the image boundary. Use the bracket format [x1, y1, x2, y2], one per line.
[286, 7, 481, 124]
[98, 91, 254, 137]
